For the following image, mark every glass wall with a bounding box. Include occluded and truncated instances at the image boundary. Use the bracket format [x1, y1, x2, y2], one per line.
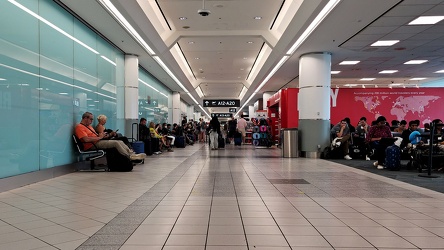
[138, 69, 171, 125]
[0, 0, 124, 178]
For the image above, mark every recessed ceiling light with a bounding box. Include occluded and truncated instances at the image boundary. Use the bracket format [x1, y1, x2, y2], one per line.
[179, 17, 187, 20]
[240, 68, 244, 71]
[371, 40, 400, 46]
[247, 41, 254, 44]
[195, 57, 200, 60]
[410, 77, 427, 80]
[390, 83, 402, 86]
[331, 71, 341, 74]
[254, 16, 262, 20]
[344, 84, 358, 87]
[94, 100, 100, 102]
[59, 92, 68, 95]
[379, 70, 398, 74]
[188, 41, 195, 44]
[409, 16, 444, 25]
[360, 78, 375, 81]
[435, 69, 444, 73]
[339, 60, 360, 65]
[243, 57, 247, 60]
[404, 60, 428, 64]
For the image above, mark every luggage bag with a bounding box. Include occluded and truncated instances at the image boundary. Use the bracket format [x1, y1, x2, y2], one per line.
[105, 148, 133, 172]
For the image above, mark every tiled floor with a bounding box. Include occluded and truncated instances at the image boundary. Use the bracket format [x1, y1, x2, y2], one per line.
[2, 144, 444, 249]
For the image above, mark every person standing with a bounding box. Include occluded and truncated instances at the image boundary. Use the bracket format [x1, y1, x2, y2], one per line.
[228, 114, 237, 144]
[209, 115, 221, 150]
[236, 114, 247, 144]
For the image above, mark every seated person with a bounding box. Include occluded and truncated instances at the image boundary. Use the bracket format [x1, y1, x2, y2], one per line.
[139, 118, 151, 141]
[432, 119, 444, 147]
[400, 120, 419, 149]
[162, 123, 175, 146]
[330, 119, 352, 160]
[95, 114, 132, 148]
[394, 120, 407, 133]
[75, 112, 145, 161]
[366, 116, 393, 169]
[149, 121, 173, 152]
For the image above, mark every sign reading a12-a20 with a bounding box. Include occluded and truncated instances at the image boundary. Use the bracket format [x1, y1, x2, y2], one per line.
[203, 99, 240, 107]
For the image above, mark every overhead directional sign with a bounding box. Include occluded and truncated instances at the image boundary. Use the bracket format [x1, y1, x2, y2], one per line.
[211, 113, 232, 118]
[229, 108, 237, 113]
[203, 99, 240, 107]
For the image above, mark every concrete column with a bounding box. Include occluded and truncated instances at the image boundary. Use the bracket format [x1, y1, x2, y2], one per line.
[171, 92, 181, 125]
[248, 106, 255, 118]
[298, 52, 331, 158]
[263, 92, 273, 110]
[122, 54, 139, 134]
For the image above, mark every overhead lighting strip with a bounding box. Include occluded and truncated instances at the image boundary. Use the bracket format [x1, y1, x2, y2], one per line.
[286, 0, 341, 55]
[97, 0, 155, 55]
[238, 0, 340, 116]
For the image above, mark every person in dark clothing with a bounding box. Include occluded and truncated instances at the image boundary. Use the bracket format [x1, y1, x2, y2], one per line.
[400, 120, 419, 149]
[366, 116, 393, 169]
[209, 115, 221, 150]
[139, 118, 151, 141]
[227, 114, 237, 144]
[344, 117, 355, 133]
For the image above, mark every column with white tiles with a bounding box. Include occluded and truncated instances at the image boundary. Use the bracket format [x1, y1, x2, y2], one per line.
[298, 52, 331, 158]
[118, 54, 139, 134]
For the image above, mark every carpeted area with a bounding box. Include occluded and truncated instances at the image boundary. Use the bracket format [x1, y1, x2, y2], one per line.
[328, 158, 444, 193]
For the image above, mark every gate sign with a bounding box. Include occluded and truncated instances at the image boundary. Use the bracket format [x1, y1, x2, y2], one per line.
[229, 108, 236, 112]
[211, 113, 232, 118]
[203, 99, 240, 107]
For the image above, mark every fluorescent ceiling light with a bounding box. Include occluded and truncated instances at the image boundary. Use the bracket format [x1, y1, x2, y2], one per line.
[371, 40, 399, 46]
[379, 70, 398, 74]
[196, 86, 204, 97]
[97, 0, 155, 55]
[410, 77, 427, 80]
[239, 86, 248, 99]
[256, 56, 289, 92]
[339, 61, 360, 65]
[404, 60, 428, 64]
[435, 70, 444, 73]
[409, 16, 444, 25]
[331, 71, 341, 74]
[152, 56, 188, 93]
[390, 83, 402, 86]
[344, 84, 357, 87]
[0, 78, 6, 81]
[188, 93, 199, 105]
[360, 78, 375, 81]
[287, 0, 341, 54]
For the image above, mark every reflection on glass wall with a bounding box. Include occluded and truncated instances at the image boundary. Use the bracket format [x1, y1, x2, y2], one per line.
[138, 69, 171, 125]
[0, 0, 123, 178]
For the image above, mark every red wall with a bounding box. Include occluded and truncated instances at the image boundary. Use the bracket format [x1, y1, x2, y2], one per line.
[331, 88, 444, 126]
[268, 87, 444, 128]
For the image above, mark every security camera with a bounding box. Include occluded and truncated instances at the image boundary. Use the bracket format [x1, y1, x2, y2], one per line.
[198, 9, 211, 16]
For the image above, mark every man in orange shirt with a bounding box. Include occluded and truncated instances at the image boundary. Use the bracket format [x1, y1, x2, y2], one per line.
[75, 112, 145, 161]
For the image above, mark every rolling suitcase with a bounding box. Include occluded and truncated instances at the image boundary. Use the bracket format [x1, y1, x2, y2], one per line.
[130, 123, 144, 154]
[385, 145, 401, 170]
[234, 131, 242, 146]
[218, 137, 225, 148]
[143, 138, 153, 155]
[174, 136, 186, 148]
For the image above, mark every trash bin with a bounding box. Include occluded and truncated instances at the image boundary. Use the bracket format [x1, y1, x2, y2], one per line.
[282, 128, 299, 158]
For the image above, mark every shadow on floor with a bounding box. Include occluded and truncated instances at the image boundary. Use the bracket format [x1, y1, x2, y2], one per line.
[328, 159, 444, 194]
